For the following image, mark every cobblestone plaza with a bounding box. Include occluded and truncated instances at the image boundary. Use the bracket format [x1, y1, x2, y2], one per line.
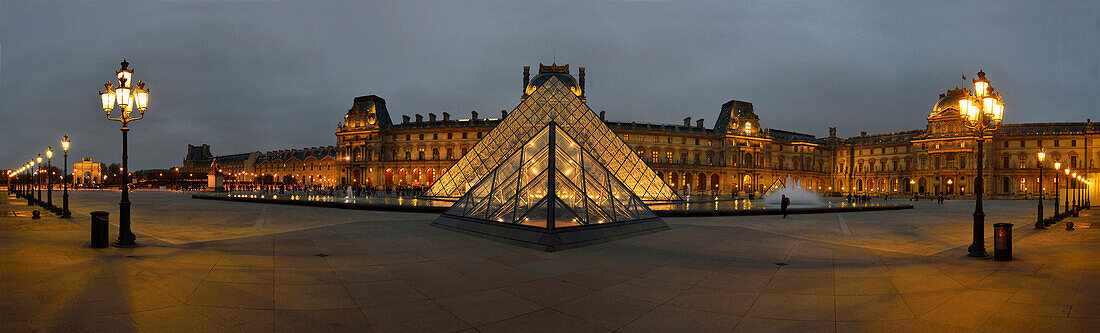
[2, 190, 1099, 332]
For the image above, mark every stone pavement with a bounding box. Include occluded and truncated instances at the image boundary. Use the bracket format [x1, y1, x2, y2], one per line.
[1, 191, 1098, 332]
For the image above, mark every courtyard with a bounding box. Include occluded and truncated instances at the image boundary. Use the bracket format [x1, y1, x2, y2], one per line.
[2, 190, 1098, 332]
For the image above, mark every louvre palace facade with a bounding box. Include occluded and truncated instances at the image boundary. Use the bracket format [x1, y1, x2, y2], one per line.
[187, 64, 1097, 199]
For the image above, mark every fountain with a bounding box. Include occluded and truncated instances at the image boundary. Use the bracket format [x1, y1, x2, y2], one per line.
[763, 175, 823, 206]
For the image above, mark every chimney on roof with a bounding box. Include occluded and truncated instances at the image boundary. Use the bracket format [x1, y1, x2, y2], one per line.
[696, 119, 705, 128]
[522, 66, 530, 95]
[683, 117, 691, 126]
[829, 127, 837, 138]
[429, 113, 437, 122]
[402, 115, 410, 124]
[501, 110, 508, 118]
[471, 111, 478, 120]
[415, 114, 423, 123]
[442, 112, 450, 121]
[861, 131, 867, 136]
[578, 67, 586, 96]
[599, 110, 605, 121]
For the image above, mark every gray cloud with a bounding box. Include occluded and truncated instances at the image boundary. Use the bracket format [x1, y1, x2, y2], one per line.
[2, 0, 1097, 170]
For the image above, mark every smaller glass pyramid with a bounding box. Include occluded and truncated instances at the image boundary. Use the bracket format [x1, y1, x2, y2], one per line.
[443, 121, 657, 229]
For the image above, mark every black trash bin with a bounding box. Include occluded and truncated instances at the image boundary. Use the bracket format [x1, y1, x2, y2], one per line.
[993, 223, 1013, 261]
[90, 211, 109, 248]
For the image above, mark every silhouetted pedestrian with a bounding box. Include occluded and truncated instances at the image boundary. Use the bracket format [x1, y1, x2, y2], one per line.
[781, 194, 790, 218]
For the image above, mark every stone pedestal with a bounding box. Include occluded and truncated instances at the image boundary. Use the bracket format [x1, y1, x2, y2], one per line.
[207, 172, 224, 192]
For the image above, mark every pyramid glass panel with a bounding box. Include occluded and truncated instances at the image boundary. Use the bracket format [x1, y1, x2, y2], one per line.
[426, 75, 680, 201]
[437, 122, 661, 230]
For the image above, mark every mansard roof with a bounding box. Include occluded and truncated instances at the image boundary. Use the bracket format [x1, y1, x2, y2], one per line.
[766, 129, 822, 143]
[993, 122, 1089, 136]
[257, 146, 337, 164]
[847, 130, 925, 146]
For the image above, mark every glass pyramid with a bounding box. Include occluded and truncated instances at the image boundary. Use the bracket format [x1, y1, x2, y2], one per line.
[426, 75, 681, 201]
[443, 122, 658, 229]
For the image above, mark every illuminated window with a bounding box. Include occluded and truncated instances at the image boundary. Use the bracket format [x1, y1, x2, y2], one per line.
[651, 151, 659, 163]
[666, 151, 672, 162]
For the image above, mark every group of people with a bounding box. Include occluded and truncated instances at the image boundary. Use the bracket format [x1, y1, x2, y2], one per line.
[223, 184, 430, 199]
[909, 193, 951, 204]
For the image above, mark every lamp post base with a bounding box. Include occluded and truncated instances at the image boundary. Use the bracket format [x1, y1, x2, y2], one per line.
[113, 234, 137, 248]
[967, 245, 989, 257]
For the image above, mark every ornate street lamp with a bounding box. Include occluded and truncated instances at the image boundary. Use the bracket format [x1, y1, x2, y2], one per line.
[1052, 162, 1061, 221]
[46, 147, 54, 209]
[26, 161, 34, 205]
[1065, 168, 1072, 217]
[958, 70, 1004, 257]
[99, 59, 150, 247]
[1035, 150, 1045, 229]
[1071, 172, 1079, 217]
[36, 154, 43, 203]
[62, 136, 71, 217]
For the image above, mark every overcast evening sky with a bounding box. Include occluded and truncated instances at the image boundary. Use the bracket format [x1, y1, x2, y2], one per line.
[1, 1, 1097, 171]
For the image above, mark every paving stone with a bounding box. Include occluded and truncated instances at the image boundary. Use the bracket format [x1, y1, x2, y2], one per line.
[360, 299, 470, 332]
[434, 289, 543, 327]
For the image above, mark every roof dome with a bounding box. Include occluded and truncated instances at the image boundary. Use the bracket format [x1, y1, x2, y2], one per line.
[932, 88, 968, 115]
[526, 73, 581, 95]
[524, 63, 583, 97]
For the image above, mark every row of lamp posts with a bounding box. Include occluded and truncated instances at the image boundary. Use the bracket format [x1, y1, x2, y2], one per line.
[1035, 154, 1092, 230]
[7, 60, 147, 247]
[959, 70, 1091, 258]
[6, 138, 71, 218]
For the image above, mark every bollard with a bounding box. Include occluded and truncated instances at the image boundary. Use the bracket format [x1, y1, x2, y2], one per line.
[32, 210, 40, 219]
[993, 223, 1013, 261]
[90, 211, 109, 248]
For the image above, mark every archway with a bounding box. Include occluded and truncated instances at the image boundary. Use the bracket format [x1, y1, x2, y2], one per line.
[411, 169, 422, 186]
[711, 174, 721, 194]
[384, 169, 393, 186]
[918, 177, 927, 194]
[697, 173, 707, 193]
[670, 172, 679, 188]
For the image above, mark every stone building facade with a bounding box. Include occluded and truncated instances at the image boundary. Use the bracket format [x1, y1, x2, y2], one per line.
[181, 64, 1097, 199]
[181, 144, 340, 186]
[335, 65, 1097, 199]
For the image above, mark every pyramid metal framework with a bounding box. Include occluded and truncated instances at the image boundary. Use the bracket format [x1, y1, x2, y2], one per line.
[426, 76, 681, 202]
[432, 122, 668, 251]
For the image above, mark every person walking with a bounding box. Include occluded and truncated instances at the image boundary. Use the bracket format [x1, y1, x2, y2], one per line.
[781, 194, 790, 218]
